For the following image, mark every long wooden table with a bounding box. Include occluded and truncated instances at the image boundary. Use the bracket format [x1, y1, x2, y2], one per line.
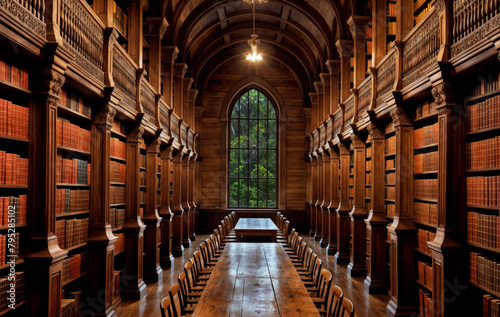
[191, 243, 321, 317]
[233, 218, 279, 242]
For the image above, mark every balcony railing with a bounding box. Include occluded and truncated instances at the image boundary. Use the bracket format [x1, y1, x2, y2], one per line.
[376, 48, 396, 108]
[113, 44, 137, 113]
[0, 0, 46, 37]
[402, 4, 441, 89]
[141, 77, 157, 127]
[452, 0, 500, 58]
[357, 76, 372, 120]
[343, 94, 355, 132]
[60, 0, 104, 82]
[159, 99, 170, 133]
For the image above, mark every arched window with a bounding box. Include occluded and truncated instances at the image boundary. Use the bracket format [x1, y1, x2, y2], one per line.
[229, 89, 277, 208]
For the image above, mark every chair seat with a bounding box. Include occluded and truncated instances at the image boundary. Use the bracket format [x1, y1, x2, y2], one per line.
[191, 285, 205, 291]
[197, 275, 210, 281]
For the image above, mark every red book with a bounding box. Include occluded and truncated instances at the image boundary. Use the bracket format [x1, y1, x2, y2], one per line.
[5, 153, 13, 185]
[57, 119, 63, 146]
[62, 120, 70, 148]
[0, 151, 4, 184]
[10, 64, 20, 87]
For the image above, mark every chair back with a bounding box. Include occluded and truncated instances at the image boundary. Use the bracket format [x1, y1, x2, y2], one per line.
[287, 228, 296, 244]
[328, 285, 343, 317]
[160, 296, 173, 317]
[168, 283, 184, 317]
[193, 251, 206, 272]
[339, 297, 354, 317]
[178, 272, 191, 305]
[311, 257, 323, 284]
[316, 269, 333, 306]
[185, 259, 201, 291]
[199, 242, 211, 265]
[297, 241, 307, 262]
[282, 220, 290, 236]
[302, 247, 313, 269]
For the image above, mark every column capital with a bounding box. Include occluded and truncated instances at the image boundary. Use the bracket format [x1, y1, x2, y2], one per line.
[147, 139, 161, 153]
[390, 107, 412, 127]
[320, 73, 331, 86]
[173, 63, 188, 77]
[309, 92, 318, 105]
[431, 81, 456, 108]
[367, 123, 385, 140]
[335, 39, 354, 57]
[183, 77, 194, 90]
[161, 46, 179, 63]
[303, 108, 312, 119]
[146, 17, 169, 39]
[339, 141, 350, 155]
[314, 82, 323, 94]
[189, 89, 199, 102]
[347, 15, 370, 38]
[326, 59, 341, 74]
[350, 134, 365, 148]
[94, 105, 117, 127]
[195, 105, 204, 117]
[128, 126, 145, 142]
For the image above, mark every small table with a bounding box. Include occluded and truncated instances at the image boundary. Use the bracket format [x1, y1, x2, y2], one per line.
[191, 243, 321, 317]
[234, 218, 279, 242]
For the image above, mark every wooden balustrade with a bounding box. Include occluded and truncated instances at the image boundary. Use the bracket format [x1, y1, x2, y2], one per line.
[113, 44, 137, 112]
[159, 99, 171, 133]
[357, 76, 372, 120]
[375, 48, 396, 107]
[16, 0, 45, 22]
[0, 0, 46, 37]
[60, 0, 104, 82]
[402, 5, 441, 89]
[333, 110, 342, 139]
[319, 124, 326, 150]
[170, 113, 181, 149]
[325, 118, 333, 145]
[188, 130, 194, 153]
[343, 95, 355, 132]
[312, 129, 319, 153]
[141, 77, 158, 128]
[181, 122, 188, 150]
[452, 0, 500, 58]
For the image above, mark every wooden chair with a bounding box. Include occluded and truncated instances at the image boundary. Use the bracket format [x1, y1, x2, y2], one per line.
[297, 251, 316, 273]
[325, 285, 343, 317]
[199, 242, 217, 267]
[193, 250, 214, 275]
[169, 283, 195, 317]
[208, 235, 222, 257]
[160, 296, 173, 317]
[294, 246, 313, 269]
[291, 241, 307, 264]
[178, 272, 201, 304]
[185, 260, 207, 290]
[301, 257, 322, 285]
[338, 297, 354, 317]
[280, 228, 296, 248]
[189, 257, 210, 281]
[309, 269, 333, 311]
[276, 220, 290, 243]
[284, 231, 299, 253]
[288, 237, 304, 260]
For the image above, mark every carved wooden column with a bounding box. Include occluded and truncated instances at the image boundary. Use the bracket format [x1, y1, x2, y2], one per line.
[348, 134, 367, 276]
[428, 81, 467, 317]
[315, 146, 323, 242]
[173, 63, 188, 117]
[189, 154, 197, 241]
[161, 47, 178, 106]
[386, 108, 417, 316]
[310, 152, 318, 236]
[171, 150, 184, 256]
[25, 68, 68, 317]
[336, 141, 351, 264]
[347, 16, 370, 88]
[87, 105, 118, 316]
[194, 106, 204, 210]
[327, 147, 340, 255]
[320, 148, 331, 248]
[181, 154, 191, 248]
[336, 40, 354, 103]
[143, 139, 162, 282]
[127, 0, 143, 68]
[304, 108, 313, 233]
[121, 127, 147, 300]
[364, 123, 389, 294]
[147, 17, 168, 92]
[371, 0, 387, 66]
[159, 146, 174, 267]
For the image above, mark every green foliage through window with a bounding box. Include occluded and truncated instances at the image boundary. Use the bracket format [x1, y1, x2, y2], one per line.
[229, 89, 277, 208]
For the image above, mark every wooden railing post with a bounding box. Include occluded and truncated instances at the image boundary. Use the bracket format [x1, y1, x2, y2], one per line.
[348, 134, 367, 277]
[121, 126, 147, 300]
[347, 16, 370, 89]
[364, 123, 389, 294]
[386, 107, 417, 317]
[173, 63, 188, 117]
[45, 0, 62, 43]
[147, 17, 169, 93]
[371, 0, 387, 66]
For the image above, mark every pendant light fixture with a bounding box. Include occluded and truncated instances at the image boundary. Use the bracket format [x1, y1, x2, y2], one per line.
[245, 0, 264, 62]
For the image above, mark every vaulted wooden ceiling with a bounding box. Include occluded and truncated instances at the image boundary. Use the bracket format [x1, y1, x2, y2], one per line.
[162, 0, 368, 95]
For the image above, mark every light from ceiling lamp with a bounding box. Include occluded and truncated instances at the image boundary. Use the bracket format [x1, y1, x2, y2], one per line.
[245, 0, 264, 62]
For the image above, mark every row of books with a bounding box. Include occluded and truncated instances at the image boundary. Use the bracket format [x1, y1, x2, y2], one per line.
[0, 233, 19, 265]
[415, 4, 432, 25]
[386, 203, 395, 218]
[140, 154, 146, 169]
[471, 70, 499, 97]
[387, 22, 396, 35]
[483, 294, 500, 317]
[467, 211, 500, 250]
[56, 157, 91, 185]
[57, 118, 91, 153]
[365, 160, 372, 172]
[110, 161, 126, 183]
[386, 186, 395, 200]
[418, 261, 433, 290]
[470, 252, 500, 295]
[0, 151, 28, 185]
[115, 233, 125, 254]
[0, 57, 28, 89]
[0, 272, 25, 313]
[414, 100, 437, 120]
[387, 3, 397, 17]
[385, 136, 396, 155]
[140, 171, 146, 186]
[111, 137, 127, 160]
[112, 270, 121, 298]
[62, 252, 88, 283]
[414, 201, 438, 226]
[365, 173, 371, 185]
[414, 123, 439, 149]
[467, 136, 500, 170]
[110, 208, 125, 230]
[110, 186, 126, 205]
[466, 176, 500, 207]
[0, 195, 27, 226]
[419, 289, 434, 317]
[59, 88, 92, 118]
[467, 95, 500, 132]
[113, 1, 128, 37]
[56, 189, 89, 215]
[61, 299, 76, 317]
[417, 229, 436, 255]
[0, 100, 28, 139]
[386, 171, 395, 184]
[365, 187, 371, 198]
[414, 179, 438, 201]
[385, 158, 395, 170]
[414, 151, 438, 173]
[55, 218, 89, 250]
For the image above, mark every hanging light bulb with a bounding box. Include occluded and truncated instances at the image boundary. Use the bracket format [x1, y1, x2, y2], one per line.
[245, 0, 263, 62]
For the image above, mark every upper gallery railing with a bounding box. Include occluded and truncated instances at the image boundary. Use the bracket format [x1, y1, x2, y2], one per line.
[0, 0, 46, 37]
[113, 43, 137, 114]
[141, 77, 158, 128]
[375, 47, 397, 108]
[60, 0, 104, 82]
[357, 75, 373, 120]
[343, 94, 355, 132]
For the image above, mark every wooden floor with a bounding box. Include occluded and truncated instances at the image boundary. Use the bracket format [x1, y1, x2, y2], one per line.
[114, 233, 390, 317]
